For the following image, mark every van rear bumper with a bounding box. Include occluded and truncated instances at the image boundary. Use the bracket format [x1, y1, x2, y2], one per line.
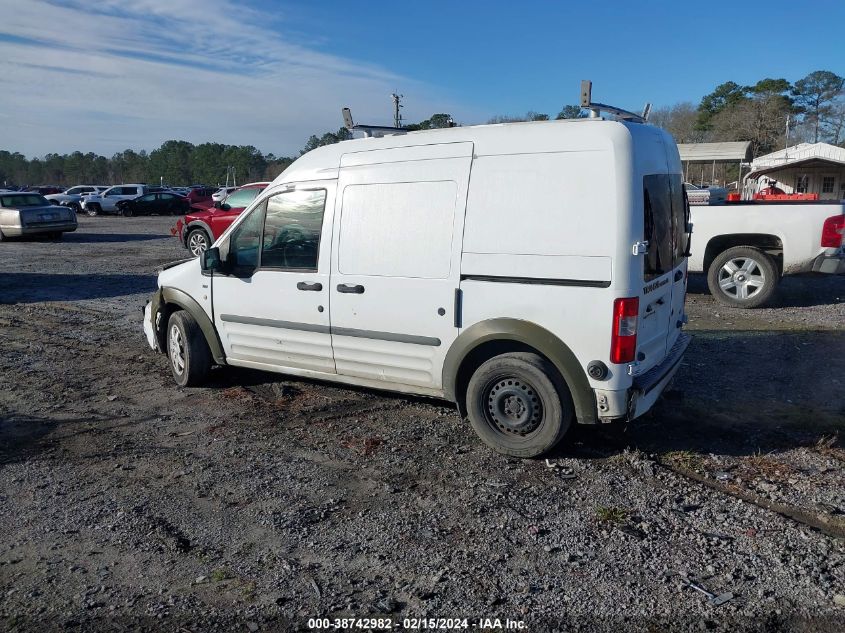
[593, 333, 691, 422]
[629, 333, 691, 419]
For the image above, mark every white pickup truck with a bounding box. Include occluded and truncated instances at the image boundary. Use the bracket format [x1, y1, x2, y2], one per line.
[81, 184, 164, 216]
[688, 201, 845, 307]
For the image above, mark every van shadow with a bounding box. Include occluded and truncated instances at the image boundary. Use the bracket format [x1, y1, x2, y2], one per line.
[557, 328, 845, 460]
[0, 273, 156, 303]
[686, 272, 845, 308]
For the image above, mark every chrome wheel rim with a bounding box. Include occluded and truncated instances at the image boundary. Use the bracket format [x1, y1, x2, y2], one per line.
[718, 257, 765, 301]
[169, 324, 186, 376]
[188, 233, 208, 256]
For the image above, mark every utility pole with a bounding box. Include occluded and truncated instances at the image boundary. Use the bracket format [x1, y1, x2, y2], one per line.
[391, 93, 403, 128]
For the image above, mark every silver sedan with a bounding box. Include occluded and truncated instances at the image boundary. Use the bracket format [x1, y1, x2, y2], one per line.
[0, 192, 78, 240]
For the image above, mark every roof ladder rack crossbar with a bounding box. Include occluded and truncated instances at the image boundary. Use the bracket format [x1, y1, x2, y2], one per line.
[580, 80, 650, 123]
[342, 107, 407, 138]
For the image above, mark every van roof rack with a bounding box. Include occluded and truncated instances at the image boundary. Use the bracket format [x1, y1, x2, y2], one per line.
[342, 107, 408, 138]
[580, 80, 651, 123]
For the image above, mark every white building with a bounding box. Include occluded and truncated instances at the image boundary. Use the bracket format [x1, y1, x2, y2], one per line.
[745, 143, 845, 199]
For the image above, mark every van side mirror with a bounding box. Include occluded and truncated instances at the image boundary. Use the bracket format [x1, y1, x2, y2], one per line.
[201, 246, 222, 271]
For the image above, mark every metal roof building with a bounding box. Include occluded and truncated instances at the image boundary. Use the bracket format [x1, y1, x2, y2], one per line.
[677, 141, 752, 162]
[744, 143, 845, 199]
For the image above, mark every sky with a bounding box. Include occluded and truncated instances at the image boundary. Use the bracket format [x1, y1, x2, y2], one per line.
[1, 0, 843, 158]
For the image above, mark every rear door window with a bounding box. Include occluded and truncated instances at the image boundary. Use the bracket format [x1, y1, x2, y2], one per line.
[643, 174, 689, 279]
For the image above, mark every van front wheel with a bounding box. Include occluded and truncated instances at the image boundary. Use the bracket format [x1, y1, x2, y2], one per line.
[167, 311, 211, 387]
[465, 352, 572, 458]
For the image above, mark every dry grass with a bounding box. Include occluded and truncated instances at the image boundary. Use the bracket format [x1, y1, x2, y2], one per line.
[595, 506, 628, 524]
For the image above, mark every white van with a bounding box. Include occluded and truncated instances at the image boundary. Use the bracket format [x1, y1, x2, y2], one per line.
[143, 118, 691, 457]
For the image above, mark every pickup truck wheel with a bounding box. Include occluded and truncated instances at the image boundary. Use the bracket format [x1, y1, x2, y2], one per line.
[465, 352, 572, 457]
[707, 246, 778, 308]
[187, 229, 210, 256]
[167, 311, 211, 387]
[86, 204, 100, 217]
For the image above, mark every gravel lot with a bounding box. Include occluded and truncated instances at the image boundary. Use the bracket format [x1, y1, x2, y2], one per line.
[1, 216, 844, 632]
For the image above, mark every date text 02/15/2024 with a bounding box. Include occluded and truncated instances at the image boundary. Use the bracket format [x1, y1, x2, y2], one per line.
[307, 617, 527, 630]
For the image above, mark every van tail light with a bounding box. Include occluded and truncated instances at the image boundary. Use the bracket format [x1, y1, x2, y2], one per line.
[610, 297, 639, 364]
[821, 215, 845, 247]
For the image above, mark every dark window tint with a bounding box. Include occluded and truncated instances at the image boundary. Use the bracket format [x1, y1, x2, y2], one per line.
[643, 174, 689, 280]
[224, 187, 262, 208]
[261, 190, 326, 270]
[138, 194, 156, 202]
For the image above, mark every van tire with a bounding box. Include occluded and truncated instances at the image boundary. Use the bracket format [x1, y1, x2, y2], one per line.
[707, 246, 778, 309]
[465, 352, 572, 457]
[166, 311, 211, 387]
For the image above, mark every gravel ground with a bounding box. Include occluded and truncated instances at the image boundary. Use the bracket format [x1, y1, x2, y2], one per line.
[1, 216, 844, 632]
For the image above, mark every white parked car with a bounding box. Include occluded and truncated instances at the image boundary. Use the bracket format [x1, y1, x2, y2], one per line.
[143, 118, 690, 457]
[212, 186, 238, 202]
[45, 185, 108, 210]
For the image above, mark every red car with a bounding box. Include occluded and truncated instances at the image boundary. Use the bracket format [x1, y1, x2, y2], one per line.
[183, 186, 216, 211]
[173, 182, 269, 256]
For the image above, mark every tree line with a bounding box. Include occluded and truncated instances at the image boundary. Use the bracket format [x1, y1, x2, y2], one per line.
[649, 70, 844, 157]
[0, 113, 458, 188]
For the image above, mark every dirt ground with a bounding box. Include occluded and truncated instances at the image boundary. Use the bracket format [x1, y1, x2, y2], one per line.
[1, 215, 844, 632]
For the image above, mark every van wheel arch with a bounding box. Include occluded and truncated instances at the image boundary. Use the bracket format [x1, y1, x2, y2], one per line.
[444, 319, 597, 425]
[154, 288, 227, 365]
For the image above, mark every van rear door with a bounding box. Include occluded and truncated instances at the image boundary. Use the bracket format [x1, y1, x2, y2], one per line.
[637, 174, 675, 370]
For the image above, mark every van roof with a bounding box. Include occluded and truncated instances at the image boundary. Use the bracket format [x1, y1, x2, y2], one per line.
[273, 118, 673, 186]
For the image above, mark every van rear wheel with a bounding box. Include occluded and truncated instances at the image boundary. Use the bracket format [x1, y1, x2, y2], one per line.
[465, 352, 572, 457]
[167, 311, 211, 387]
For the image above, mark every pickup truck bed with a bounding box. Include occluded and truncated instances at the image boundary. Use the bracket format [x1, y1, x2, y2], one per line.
[688, 201, 845, 308]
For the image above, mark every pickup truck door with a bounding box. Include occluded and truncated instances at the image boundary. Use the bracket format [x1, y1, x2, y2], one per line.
[212, 183, 336, 373]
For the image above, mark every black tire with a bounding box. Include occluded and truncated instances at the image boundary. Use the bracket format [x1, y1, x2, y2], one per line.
[707, 246, 779, 309]
[186, 229, 211, 257]
[120, 206, 134, 217]
[166, 311, 211, 387]
[0, 229, 6, 242]
[86, 204, 100, 217]
[48, 231, 63, 241]
[465, 352, 573, 457]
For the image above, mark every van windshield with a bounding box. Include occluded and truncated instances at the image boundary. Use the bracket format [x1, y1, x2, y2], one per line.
[643, 174, 689, 280]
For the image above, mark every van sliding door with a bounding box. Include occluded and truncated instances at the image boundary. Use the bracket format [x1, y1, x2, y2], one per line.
[330, 142, 473, 391]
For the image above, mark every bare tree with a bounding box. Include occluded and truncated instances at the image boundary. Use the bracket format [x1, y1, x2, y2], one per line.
[710, 94, 791, 157]
[650, 102, 705, 143]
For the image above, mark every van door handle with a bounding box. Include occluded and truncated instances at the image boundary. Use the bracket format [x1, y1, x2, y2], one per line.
[337, 284, 365, 294]
[296, 282, 322, 291]
[674, 270, 684, 282]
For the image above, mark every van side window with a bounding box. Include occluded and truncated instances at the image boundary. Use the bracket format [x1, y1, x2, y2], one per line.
[261, 190, 326, 270]
[224, 202, 267, 271]
[339, 181, 456, 279]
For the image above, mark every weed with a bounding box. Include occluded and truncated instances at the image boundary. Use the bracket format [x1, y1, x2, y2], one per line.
[595, 506, 628, 524]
